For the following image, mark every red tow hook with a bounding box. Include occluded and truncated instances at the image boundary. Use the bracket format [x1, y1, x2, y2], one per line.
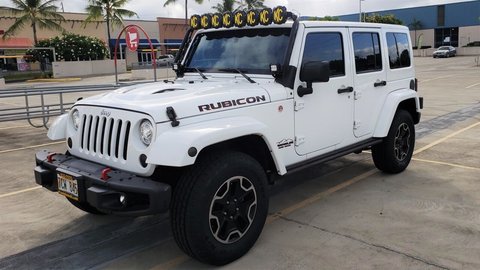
[47, 153, 56, 163]
[101, 168, 112, 181]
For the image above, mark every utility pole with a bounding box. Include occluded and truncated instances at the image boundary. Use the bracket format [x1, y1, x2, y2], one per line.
[359, 0, 365, 22]
[185, 0, 188, 25]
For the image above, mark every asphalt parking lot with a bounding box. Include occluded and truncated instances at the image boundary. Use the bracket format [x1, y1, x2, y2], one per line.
[0, 56, 480, 269]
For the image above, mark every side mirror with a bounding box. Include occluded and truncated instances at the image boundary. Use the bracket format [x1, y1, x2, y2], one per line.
[298, 61, 330, 97]
[300, 61, 330, 84]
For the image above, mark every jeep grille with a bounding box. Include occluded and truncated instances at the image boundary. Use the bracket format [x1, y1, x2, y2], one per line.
[80, 114, 131, 161]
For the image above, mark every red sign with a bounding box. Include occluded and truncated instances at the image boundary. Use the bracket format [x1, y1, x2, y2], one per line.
[125, 27, 139, 52]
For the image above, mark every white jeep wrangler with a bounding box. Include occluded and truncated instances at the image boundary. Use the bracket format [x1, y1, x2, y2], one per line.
[34, 7, 423, 266]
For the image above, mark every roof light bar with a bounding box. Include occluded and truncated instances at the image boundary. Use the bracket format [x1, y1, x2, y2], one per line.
[190, 6, 294, 30]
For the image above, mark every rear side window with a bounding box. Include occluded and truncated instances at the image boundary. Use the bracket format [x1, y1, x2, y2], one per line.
[352, 32, 382, 73]
[386, 33, 412, 69]
[302, 32, 345, 77]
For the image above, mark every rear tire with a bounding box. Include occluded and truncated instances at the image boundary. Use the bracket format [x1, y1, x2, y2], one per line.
[171, 151, 269, 266]
[372, 110, 415, 174]
[67, 198, 106, 215]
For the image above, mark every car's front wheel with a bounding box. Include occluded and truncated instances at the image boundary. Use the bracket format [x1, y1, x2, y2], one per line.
[372, 110, 415, 174]
[171, 151, 269, 266]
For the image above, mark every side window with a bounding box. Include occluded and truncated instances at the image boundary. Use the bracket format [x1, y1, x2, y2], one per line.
[302, 32, 345, 77]
[352, 32, 382, 73]
[386, 32, 412, 69]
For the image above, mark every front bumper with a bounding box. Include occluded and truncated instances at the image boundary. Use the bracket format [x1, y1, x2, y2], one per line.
[34, 150, 171, 216]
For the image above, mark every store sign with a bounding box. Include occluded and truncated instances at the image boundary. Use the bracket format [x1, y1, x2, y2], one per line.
[125, 27, 139, 52]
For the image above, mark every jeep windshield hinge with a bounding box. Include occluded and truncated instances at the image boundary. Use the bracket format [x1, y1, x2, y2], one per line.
[166, 107, 180, 127]
[354, 91, 362, 100]
[295, 136, 305, 146]
[294, 101, 305, 111]
[354, 121, 361, 130]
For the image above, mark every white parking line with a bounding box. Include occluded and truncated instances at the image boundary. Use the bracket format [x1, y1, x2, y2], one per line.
[466, 82, 480, 89]
[414, 121, 480, 155]
[421, 75, 455, 83]
[0, 125, 31, 131]
[0, 141, 63, 155]
[0, 186, 41, 199]
[412, 158, 480, 171]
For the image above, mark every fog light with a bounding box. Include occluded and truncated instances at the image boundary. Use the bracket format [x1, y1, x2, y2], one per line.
[139, 154, 148, 168]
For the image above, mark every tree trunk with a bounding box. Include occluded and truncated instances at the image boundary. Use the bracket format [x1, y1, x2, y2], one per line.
[106, 19, 111, 44]
[415, 29, 417, 47]
[32, 22, 38, 45]
[106, 13, 112, 58]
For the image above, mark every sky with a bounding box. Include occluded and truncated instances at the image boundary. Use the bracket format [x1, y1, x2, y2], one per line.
[0, 0, 476, 20]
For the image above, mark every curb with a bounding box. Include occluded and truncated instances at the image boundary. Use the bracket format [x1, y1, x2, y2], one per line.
[26, 78, 82, 83]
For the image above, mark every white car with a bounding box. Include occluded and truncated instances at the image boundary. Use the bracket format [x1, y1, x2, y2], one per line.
[433, 46, 456, 58]
[156, 54, 174, 65]
[35, 7, 423, 266]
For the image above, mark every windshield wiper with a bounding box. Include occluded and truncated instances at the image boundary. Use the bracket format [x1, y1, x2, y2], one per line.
[194, 68, 208, 80]
[219, 68, 256, 84]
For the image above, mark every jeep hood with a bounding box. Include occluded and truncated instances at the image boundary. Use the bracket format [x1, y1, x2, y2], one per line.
[75, 79, 272, 123]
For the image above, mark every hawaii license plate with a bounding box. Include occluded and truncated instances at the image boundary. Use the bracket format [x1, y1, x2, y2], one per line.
[57, 172, 79, 201]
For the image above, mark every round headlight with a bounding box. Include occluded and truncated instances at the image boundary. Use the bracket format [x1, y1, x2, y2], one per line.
[72, 109, 81, 130]
[140, 120, 154, 146]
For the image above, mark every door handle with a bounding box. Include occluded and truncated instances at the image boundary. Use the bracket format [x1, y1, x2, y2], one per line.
[337, 86, 354, 94]
[374, 81, 387, 87]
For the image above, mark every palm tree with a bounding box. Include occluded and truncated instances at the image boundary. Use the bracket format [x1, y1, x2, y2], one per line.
[163, 0, 204, 22]
[0, 0, 65, 44]
[84, 0, 138, 49]
[409, 18, 423, 48]
[238, 0, 265, 10]
[212, 0, 236, 13]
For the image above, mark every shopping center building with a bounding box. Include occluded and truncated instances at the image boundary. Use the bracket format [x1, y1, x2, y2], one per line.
[0, 9, 187, 71]
[338, 0, 480, 49]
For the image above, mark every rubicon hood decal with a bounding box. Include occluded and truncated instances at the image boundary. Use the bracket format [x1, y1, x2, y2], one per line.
[198, 95, 267, 112]
[75, 80, 272, 123]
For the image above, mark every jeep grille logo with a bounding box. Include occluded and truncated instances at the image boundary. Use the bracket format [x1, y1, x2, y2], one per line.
[100, 109, 111, 117]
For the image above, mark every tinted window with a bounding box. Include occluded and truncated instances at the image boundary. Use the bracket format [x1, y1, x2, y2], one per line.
[353, 32, 382, 73]
[186, 28, 290, 74]
[387, 32, 411, 69]
[302, 32, 345, 77]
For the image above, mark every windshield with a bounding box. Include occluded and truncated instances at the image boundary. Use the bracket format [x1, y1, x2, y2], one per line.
[438, 46, 450, 50]
[185, 28, 291, 74]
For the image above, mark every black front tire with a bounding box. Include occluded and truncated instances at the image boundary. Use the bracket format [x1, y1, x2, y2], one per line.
[67, 198, 106, 215]
[171, 151, 269, 266]
[372, 110, 415, 174]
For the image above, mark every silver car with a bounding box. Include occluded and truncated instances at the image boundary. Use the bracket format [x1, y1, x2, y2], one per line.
[433, 46, 456, 58]
[157, 54, 174, 66]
